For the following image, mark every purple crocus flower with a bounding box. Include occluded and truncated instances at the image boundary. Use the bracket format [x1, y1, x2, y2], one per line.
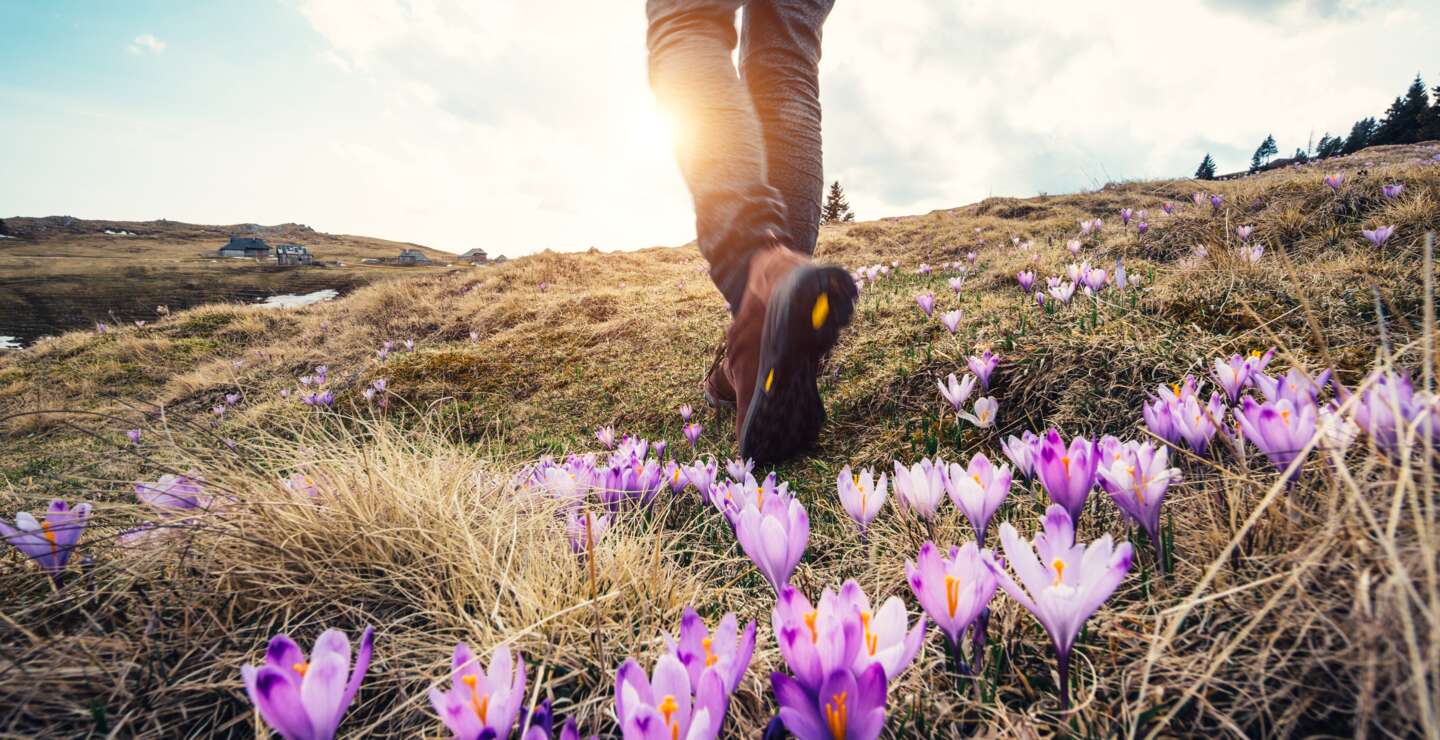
[1173, 391, 1226, 455]
[430, 642, 526, 740]
[1211, 354, 1256, 403]
[1324, 173, 1344, 191]
[892, 458, 946, 520]
[1001, 431, 1038, 479]
[1083, 268, 1107, 293]
[1034, 291, 1046, 307]
[1120, 208, 1133, 225]
[942, 453, 1012, 542]
[1142, 395, 1182, 445]
[663, 460, 690, 493]
[225, 393, 240, 406]
[126, 428, 142, 444]
[1016, 270, 1035, 292]
[726, 458, 753, 482]
[518, 699, 581, 740]
[683, 422, 703, 448]
[1032, 430, 1100, 525]
[595, 426, 616, 450]
[1252, 366, 1330, 407]
[284, 473, 321, 498]
[1236, 396, 1318, 475]
[1382, 183, 1403, 199]
[735, 495, 809, 593]
[1136, 221, 1149, 235]
[939, 310, 963, 334]
[615, 652, 726, 740]
[566, 509, 610, 554]
[937, 373, 976, 414]
[679, 404, 693, 422]
[915, 292, 936, 317]
[1192, 191, 1206, 207]
[906, 542, 999, 670]
[136, 474, 210, 511]
[772, 664, 886, 740]
[1161, 202, 1174, 215]
[1078, 220, 1093, 236]
[683, 459, 719, 498]
[1210, 194, 1223, 211]
[242, 626, 375, 740]
[1349, 371, 1437, 456]
[966, 251, 977, 264]
[403, 339, 415, 351]
[1067, 238, 1082, 255]
[96, 322, 109, 334]
[947, 276, 964, 294]
[1097, 442, 1179, 571]
[836, 465, 888, 535]
[664, 606, 757, 695]
[772, 581, 923, 700]
[987, 506, 1132, 710]
[1237, 225, 1254, 242]
[967, 351, 1000, 391]
[917, 263, 932, 275]
[0, 499, 91, 584]
[1362, 225, 1395, 246]
[1048, 281, 1076, 304]
[958, 396, 998, 429]
[212, 404, 226, 416]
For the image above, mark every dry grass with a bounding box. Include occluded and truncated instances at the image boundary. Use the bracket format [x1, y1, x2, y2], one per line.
[1, 143, 1439, 737]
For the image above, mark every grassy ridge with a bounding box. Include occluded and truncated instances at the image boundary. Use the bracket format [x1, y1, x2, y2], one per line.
[1, 143, 1438, 737]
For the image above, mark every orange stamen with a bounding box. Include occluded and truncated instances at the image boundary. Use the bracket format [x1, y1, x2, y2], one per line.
[702, 637, 718, 668]
[1051, 558, 1067, 587]
[945, 574, 960, 618]
[804, 610, 819, 643]
[40, 521, 58, 557]
[292, 661, 309, 678]
[860, 610, 877, 656]
[824, 691, 849, 740]
[462, 674, 489, 721]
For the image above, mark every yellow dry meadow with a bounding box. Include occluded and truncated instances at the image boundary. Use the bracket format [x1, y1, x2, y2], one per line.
[1, 143, 1439, 737]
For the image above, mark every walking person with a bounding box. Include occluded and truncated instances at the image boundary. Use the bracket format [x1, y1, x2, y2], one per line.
[646, 0, 855, 464]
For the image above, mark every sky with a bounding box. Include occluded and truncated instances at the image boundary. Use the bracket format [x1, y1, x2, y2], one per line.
[0, 0, 1436, 257]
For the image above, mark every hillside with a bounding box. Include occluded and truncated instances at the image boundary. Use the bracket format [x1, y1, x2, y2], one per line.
[1, 142, 1438, 737]
[0, 216, 456, 347]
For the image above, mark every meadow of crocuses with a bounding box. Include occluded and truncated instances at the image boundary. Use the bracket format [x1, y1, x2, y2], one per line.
[2, 143, 1439, 737]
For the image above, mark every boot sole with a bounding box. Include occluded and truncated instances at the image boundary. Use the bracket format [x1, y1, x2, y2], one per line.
[738, 264, 857, 464]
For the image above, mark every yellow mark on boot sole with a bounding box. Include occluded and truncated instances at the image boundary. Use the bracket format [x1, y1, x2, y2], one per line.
[765, 368, 775, 392]
[811, 292, 830, 330]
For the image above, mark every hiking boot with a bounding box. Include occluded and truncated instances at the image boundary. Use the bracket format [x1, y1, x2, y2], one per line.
[703, 343, 737, 410]
[725, 245, 857, 464]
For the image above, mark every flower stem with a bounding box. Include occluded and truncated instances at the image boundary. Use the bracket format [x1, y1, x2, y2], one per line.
[1057, 648, 1072, 712]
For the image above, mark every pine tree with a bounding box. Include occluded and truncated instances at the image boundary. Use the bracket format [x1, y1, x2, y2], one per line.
[1342, 117, 1378, 154]
[821, 181, 855, 224]
[1421, 82, 1440, 141]
[1375, 75, 1429, 145]
[1194, 153, 1217, 180]
[1292, 148, 1309, 164]
[1249, 134, 1278, 172]
[1315, 133, 1344, 159]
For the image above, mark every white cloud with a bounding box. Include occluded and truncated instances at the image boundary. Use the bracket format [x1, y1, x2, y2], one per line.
[127, 34, 166, 56]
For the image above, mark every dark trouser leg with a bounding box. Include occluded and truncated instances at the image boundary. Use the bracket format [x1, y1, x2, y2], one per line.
[646, 0, 790, 312]
[740, 0, 833, 256]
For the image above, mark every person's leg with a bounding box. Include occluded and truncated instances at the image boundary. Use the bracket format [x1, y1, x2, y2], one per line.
[740, 0, 834, 256]
[646, 0, 789, 312]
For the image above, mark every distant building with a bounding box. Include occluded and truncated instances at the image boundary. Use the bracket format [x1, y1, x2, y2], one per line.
[275, 244, 314, 266]
[458, 248, 489, 264]
[219, 237, 272, 259]
[397, 248, 433, 265]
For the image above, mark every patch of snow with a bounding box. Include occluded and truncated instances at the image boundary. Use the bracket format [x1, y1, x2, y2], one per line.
[0, 336, 21, 350]
[0, 234, 15, 239]
[256, 289, 338, 309]
[103, 229, 137, 236]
